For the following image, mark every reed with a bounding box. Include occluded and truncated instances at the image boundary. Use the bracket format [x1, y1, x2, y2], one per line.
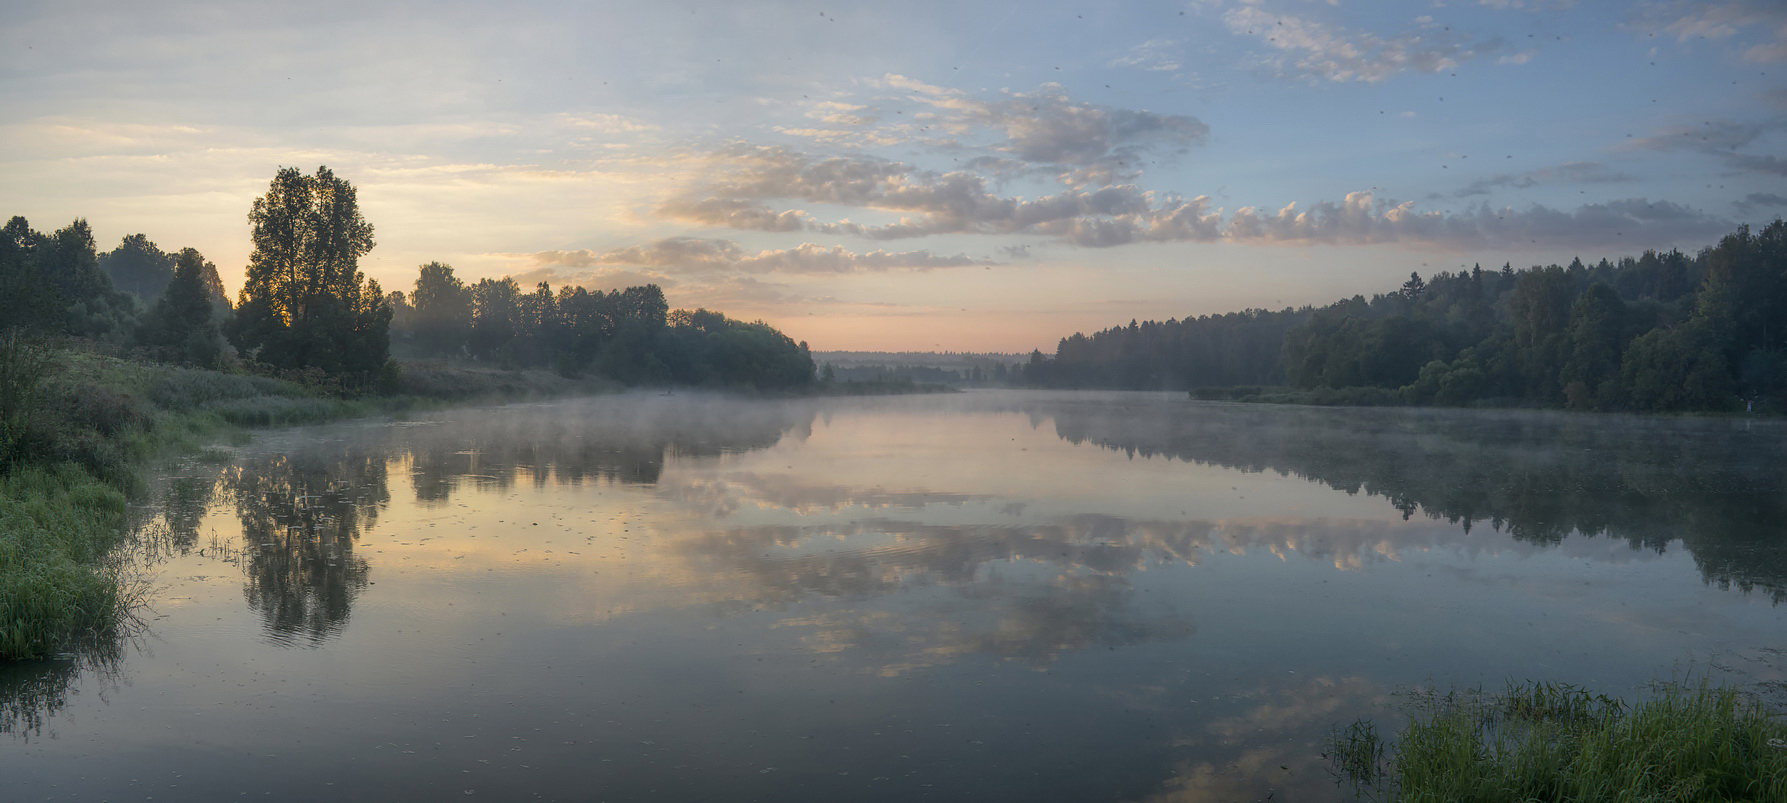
[1331, 681, 1787, 802]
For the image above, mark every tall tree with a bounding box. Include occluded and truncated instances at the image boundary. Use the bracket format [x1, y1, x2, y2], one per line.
[99, 233, 176, 301]
[229, 166, 391, 381]
[141, 248, 224, 367]
[410, 262, 472, 357]
[469, 277, 521, 360]
[0, 217, 60, 332]
[0, 217, 136, 338]
[1559, 282, 1627, 409]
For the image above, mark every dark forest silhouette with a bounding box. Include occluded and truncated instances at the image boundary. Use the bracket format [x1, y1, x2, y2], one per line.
[0, 166, 815, 394]
[1022, 220, 1787, 413]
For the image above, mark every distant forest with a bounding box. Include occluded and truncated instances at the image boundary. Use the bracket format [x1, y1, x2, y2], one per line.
[0, 166, 815, 393]
[1021, 220, 1787, 413]
[811, 351, 1022, 386]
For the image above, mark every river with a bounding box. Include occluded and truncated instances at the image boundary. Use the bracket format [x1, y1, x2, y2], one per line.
[4, 390, 1784, 801]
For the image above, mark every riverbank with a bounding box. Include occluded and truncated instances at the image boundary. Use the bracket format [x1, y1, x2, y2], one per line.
[1189, 383, 1781, 415]
[0, 347, 634, 660]
[0, 345, 965, 660]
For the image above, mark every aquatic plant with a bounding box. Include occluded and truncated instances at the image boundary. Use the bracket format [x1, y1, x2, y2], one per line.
[1330, 681, 1787, 802]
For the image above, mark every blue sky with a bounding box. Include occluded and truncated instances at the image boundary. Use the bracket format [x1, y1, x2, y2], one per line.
[3, 0, 1783, 350]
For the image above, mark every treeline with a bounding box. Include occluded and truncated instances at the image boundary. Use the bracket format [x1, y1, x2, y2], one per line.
[387, 263, 815, 389]
[1022, 220, 1786, 413]
[1, 217, 232, 368]
[1020, 307, 1310, 388]
[0, 166, 815, 394]
[818, 362, 1017, 385]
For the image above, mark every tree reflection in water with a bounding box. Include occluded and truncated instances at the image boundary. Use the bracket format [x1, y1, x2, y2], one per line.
[8, 393, 1785, 757]
[222, 452, 387, 646]
[1043, 400, 1787, 602]
[225, 395, 819, 644]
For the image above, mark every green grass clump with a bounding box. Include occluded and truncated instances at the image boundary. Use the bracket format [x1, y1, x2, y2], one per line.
[0, 339, 377, 660]
[0, 464, 129, 659]
[1331, 681, 1787, 802]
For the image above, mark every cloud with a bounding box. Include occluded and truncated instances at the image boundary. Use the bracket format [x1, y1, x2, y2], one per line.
[1479, 0, 1577, 9]
[521, 236, 993, 276]
[657, 196, 811, 231]
[657, 145, 1728, 251]
[860, 75, 1208, 179]
[662, 144, 1165, 242]
[1625, 117, 1787, 175]
[1632, 1, 1787, 63]
[902, 79, 1208, 168]
[1218, 193, 1730, 249]
[805, 101, 877, 128]
[1109, 38, 1185, 72]
[560, 113, 660, 134]
[1453, 161, 1634, 197]
[1734, 192, 1787, 213]
[737, 243, 989, 273]
[1224, 7, 1514, 82]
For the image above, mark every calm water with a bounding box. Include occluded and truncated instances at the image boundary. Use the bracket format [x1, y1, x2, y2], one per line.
[4, 390, 1785, 801]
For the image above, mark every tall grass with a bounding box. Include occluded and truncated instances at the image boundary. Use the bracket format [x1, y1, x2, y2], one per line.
[2, 345, 629, 661]
[0, 464, 127, 659]
[1330, 681, 1787, 802]
[0, 343, 372, 660]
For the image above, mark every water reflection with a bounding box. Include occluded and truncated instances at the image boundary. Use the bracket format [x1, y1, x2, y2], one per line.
[0, 642, 124, 740]
[662, 472, 991, 517]
[6, 392, 1786, 803]
[140, 394, 1787, 656]
[404, 396, 814, 497]
[224, 452, 387, 645]
[1043, 400, 1787, 601]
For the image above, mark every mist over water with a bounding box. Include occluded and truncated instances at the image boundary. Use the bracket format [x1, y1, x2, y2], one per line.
[4, 391, 1784, 801]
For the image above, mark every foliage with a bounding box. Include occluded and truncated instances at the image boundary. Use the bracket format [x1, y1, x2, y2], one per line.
[1331, 681, 1787, 802]
[139, 248, 227, 367]
[1029, 220, 1786, 413]
[0, 346, 367, 660]
[0, 330, 53, 471]
[1023, 308, 1307, 389]
[409, 261, 473, 357]
[0, 464, 129, 660]
[227, 166, 392, 386]
[97, 233, 175, 301]
[387, 266, 815, 390]
[0, 217, 139, 340]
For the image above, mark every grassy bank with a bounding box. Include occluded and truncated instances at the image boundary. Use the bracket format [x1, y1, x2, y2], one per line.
[2, 340, 954, 660]
[1330, 681, 1787, 802]
[0, 344, 628, 661]
[0, 341, 379, 660]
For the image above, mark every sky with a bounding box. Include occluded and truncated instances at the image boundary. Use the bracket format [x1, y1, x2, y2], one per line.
[3, 0, 1784, 352]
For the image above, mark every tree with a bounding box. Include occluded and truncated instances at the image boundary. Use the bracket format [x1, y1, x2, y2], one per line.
[1559, 282, 1627, 409]
[1400, 271, 1427, 300]
[410, 262, 472, 357]
[0, 217, 136, 338]
[469, 277, 521, 360]
[99, 233, 175, 301]
[1621, 325, 1733, 412]
[141, 248, 224, 367]
[228, 166, 391, 382]
[0, 217, 61, 333]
